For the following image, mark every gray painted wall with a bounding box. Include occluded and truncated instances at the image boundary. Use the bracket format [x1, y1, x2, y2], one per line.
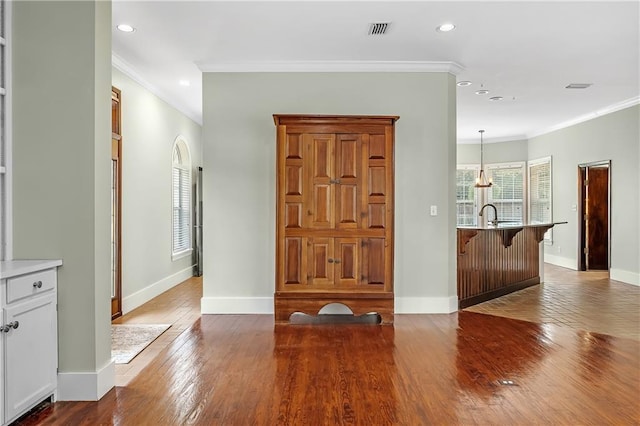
[12, 0, 112, 380]
[112, 68, 202, 307]
[528, 105, 639, 283]
[202, 72, 458, 311]
[457, 139, 528, 165]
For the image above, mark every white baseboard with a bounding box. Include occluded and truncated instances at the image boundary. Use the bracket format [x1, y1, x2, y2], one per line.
[57, 360, 114, 401]
[395, 296, 458, 314]
[610, 268, 640, 286]
[122, 266, 194, 314]
[544, 253, 577, 270]
[201, 297, 273, 314]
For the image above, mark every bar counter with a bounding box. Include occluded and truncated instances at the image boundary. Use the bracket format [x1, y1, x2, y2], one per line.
[457, 222, 566, 309]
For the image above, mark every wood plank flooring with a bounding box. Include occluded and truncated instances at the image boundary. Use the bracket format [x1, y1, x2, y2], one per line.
[15, 265, 640, 425]
[111, 276, 202, 386]
[466, 264, 640, 340]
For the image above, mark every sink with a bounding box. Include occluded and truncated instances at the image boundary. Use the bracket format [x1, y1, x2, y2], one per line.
[487, 221, 523, 228]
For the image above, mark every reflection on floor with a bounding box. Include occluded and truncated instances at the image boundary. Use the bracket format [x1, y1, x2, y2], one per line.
[113, 263, 639, 388]
[15, 264, 640, 424]
[464, 263, 640, 341]
[112, 276, 202, 386]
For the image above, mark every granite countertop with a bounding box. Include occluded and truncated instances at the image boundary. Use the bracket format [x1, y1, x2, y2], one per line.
[457, 221, 567, 231]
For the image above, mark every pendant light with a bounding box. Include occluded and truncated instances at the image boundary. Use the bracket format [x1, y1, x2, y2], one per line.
[475, 129, 492, 188]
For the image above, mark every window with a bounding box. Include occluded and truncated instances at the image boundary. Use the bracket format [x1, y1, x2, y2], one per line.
[172, 138, 192, 259]
[488, 162, 525, 223]
[528, 156, 553, 243]
[456, 165, 479, 226]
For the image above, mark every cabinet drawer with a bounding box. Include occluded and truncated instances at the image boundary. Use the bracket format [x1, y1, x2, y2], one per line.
[6, 269, 56, 304]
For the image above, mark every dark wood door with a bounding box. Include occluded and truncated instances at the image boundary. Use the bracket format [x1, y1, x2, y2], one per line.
[579, 163, 609, 271]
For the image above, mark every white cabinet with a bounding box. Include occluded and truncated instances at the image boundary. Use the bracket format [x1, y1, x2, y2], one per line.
[0, 260, 60, 425]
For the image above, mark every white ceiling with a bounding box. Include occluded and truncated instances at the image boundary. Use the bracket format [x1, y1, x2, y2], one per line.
[112, 1, 639, 143]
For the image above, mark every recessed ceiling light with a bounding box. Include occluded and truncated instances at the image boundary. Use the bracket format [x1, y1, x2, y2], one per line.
[489, 96, 504, 101]
[179, 80, 190, 87]
[436, 23, 456, 32]
[116, 24, 135, 33]
[457, 81, 472, 87]
[475, 90, 489, 95]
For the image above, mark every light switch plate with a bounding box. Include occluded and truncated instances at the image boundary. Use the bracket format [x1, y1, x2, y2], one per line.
[430, 205, 438, 216]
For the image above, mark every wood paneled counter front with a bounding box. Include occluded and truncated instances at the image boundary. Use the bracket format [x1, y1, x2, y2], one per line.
[457, 222, 566, 309]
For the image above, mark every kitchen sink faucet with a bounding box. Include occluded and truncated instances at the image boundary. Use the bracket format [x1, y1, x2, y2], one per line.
[479, 203, 498, 226]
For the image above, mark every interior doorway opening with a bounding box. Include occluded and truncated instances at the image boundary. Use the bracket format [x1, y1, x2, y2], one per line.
[577, 160, 610, 271]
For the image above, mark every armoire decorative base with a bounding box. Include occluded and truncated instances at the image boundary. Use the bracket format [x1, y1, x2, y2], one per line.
[273, 114, 398, 326]
[274, 292, 394, 325]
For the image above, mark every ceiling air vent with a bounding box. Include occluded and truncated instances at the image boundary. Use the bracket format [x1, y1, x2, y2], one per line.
[565, 83, 593, 89]
[368, 22, 390, 35]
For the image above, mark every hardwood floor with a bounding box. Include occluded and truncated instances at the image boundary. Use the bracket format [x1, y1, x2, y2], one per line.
[111, 276, 202, 386]
[16, 265, 640, 425]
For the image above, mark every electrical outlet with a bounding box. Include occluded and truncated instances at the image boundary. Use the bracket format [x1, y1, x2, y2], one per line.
[557, 246, 561, 253]
[430, 205, 438, 216]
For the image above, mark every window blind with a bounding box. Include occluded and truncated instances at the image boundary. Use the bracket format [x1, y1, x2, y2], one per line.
[528, 157, 552, 242]
[172, 165, 191, 254]
[488, 163, 524, 223]
[456, 165, 479, 226]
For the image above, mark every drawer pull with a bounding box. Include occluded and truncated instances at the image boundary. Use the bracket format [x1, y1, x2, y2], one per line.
[1, 322, 19, 332]
[33, 281, 43, 289]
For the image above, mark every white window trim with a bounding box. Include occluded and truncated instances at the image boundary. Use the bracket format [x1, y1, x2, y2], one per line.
[528, 156, 553, 244]
[171, 136, 192, 261]
[171, 248, 193, 262]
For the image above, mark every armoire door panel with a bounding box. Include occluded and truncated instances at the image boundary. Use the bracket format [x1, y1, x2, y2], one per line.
[335, 134, 361, 229]
[337, 184, 359, 227]
[312, 184, 333, 227]
[309, 134, 333, 179]
[336, 135, 360, 179]
[363, 238, 386, 286]
[285, 165, 303, 195]
[284, 237, 304, 285]
[336, 238, 360, 287]
[306, 134, 335, 229]
[368, 167, 386, 196]
[284, 203, 303, 228]
[308, 238, 334, 286]
[285, 133, 303, 159]
[367, 204, 386, 229]
[369, 134, 386, 159]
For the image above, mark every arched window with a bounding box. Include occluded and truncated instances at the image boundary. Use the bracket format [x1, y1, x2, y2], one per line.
[172, 137, 192, 259]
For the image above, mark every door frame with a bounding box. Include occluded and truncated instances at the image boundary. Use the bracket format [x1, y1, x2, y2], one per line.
[111, 87, 123, 319]
[577, 160, 611, 271]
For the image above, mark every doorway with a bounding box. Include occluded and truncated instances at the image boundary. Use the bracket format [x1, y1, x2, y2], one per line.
[578, 161, 610, 271]
[111, 87, 123, 319]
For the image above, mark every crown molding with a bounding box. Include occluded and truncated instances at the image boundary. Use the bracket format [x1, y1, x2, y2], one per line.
[197, 60, 464, 75]
[111, 54, 203, 125]
[527, 95, 640, 139]
[457, 134, 529, 145]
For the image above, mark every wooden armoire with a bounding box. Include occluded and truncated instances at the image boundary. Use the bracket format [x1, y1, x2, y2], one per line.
[274, 114, 398, 324]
